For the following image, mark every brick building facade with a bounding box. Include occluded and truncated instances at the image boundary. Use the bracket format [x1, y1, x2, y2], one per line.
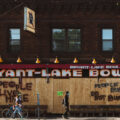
[1, 0, 120, 116]
[0, 0, 120, 64]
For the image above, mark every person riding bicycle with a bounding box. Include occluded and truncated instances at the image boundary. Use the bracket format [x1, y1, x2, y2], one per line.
[17, 93, 22, 107]
[12, 93, 23, 118]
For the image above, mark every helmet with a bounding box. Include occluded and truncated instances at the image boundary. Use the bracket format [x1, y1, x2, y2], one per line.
[18, 93, 21, 96]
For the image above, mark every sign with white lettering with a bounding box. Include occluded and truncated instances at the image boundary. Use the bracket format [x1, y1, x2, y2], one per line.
[0, 69, 120, 78]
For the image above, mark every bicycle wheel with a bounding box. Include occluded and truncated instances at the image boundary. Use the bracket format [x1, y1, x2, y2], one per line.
[6, 109, 13, 118]
[22, 110, 28, 118]
[15, 113, 22, 118]
[35, 108, 44, 117]
[2, 108, 9, 118]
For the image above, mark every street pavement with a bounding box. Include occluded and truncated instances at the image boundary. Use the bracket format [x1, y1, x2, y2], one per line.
[1, 117, 120, 120]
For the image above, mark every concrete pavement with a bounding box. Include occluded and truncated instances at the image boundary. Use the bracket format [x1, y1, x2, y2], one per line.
[1, 117, 120, 120]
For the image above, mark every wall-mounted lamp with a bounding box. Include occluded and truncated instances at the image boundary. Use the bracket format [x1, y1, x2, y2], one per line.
[0, 56, 3, 63]
[54, 57, 59, 63]
[73, 57, 78, 63]
[36, 57, 40, 64]
[111, 57, 115, 63]
[17, 57, 22, 63]
[92, 58, 97, 64]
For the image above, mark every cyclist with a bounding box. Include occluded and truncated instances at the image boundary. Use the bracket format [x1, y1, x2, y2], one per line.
[17, 93, 22, 107]
[12, 94, 23, 118]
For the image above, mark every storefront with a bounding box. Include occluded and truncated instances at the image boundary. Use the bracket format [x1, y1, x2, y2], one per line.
[0, 64, 120, 114]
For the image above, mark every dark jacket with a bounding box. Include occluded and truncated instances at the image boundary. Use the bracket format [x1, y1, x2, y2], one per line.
[62, 94, 69, 107]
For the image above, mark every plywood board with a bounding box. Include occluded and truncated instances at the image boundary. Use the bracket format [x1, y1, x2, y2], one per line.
[1, 77, 120, 114]
[53, 78, 70, 113]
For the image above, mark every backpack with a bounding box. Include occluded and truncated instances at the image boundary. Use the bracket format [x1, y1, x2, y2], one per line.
[18, 96, 22, 104]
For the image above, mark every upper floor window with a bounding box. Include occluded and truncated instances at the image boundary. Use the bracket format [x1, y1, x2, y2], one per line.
[102, 29, 113, 51]
[52, 28, 81, 52]
[9, 28, 21, 52]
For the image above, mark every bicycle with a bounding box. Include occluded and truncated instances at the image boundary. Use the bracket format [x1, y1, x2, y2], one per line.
[2, 106, 28, 118]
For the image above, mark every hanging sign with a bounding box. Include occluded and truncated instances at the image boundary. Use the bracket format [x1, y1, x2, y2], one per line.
[24, 7, 35, 33]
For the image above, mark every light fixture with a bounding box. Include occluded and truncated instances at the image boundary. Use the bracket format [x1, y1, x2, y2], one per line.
[54, 57, 59, 63]
[92, 58, 97, 64]
[73, 57, 78, 63]
[116, 2, 119, 6]
[111, 57, 115, 63]
[36, 57, 40, 64]
[17, 57, 22, 63]
[0, 56, 3, 63]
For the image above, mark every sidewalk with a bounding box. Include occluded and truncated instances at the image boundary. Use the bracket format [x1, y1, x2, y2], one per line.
[0, 117, 120, 120]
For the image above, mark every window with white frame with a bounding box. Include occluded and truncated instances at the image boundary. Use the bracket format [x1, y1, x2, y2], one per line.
[102, 29, 113, 51]
[9, 28, 21, 52]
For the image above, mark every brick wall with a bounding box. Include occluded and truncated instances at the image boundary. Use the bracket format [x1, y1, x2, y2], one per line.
[0, 1, 120, 63]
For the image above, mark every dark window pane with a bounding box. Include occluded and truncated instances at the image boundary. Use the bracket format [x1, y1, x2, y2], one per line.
[10, 45, 21, 52]
[52, 29, 65, 51]
[10, 40, 20, 45]
[102, 41, 113, 51]
[68, 29, 80, 40]
[53, 41, 66, 51]
[52, 29, 65, 40]
[68, 41, 81, 51]
[52, 28, 81, 52]
[68, 29, 81, 51]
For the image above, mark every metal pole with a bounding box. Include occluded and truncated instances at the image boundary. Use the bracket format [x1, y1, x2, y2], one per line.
[46, 67, 49, 83]
[37, 92, 40, 119]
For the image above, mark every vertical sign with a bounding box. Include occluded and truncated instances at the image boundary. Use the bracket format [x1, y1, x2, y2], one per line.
[24, 7, 35, 33]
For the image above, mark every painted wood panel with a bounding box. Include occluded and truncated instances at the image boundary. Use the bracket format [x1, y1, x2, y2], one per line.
[0, 78, 120, 113]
